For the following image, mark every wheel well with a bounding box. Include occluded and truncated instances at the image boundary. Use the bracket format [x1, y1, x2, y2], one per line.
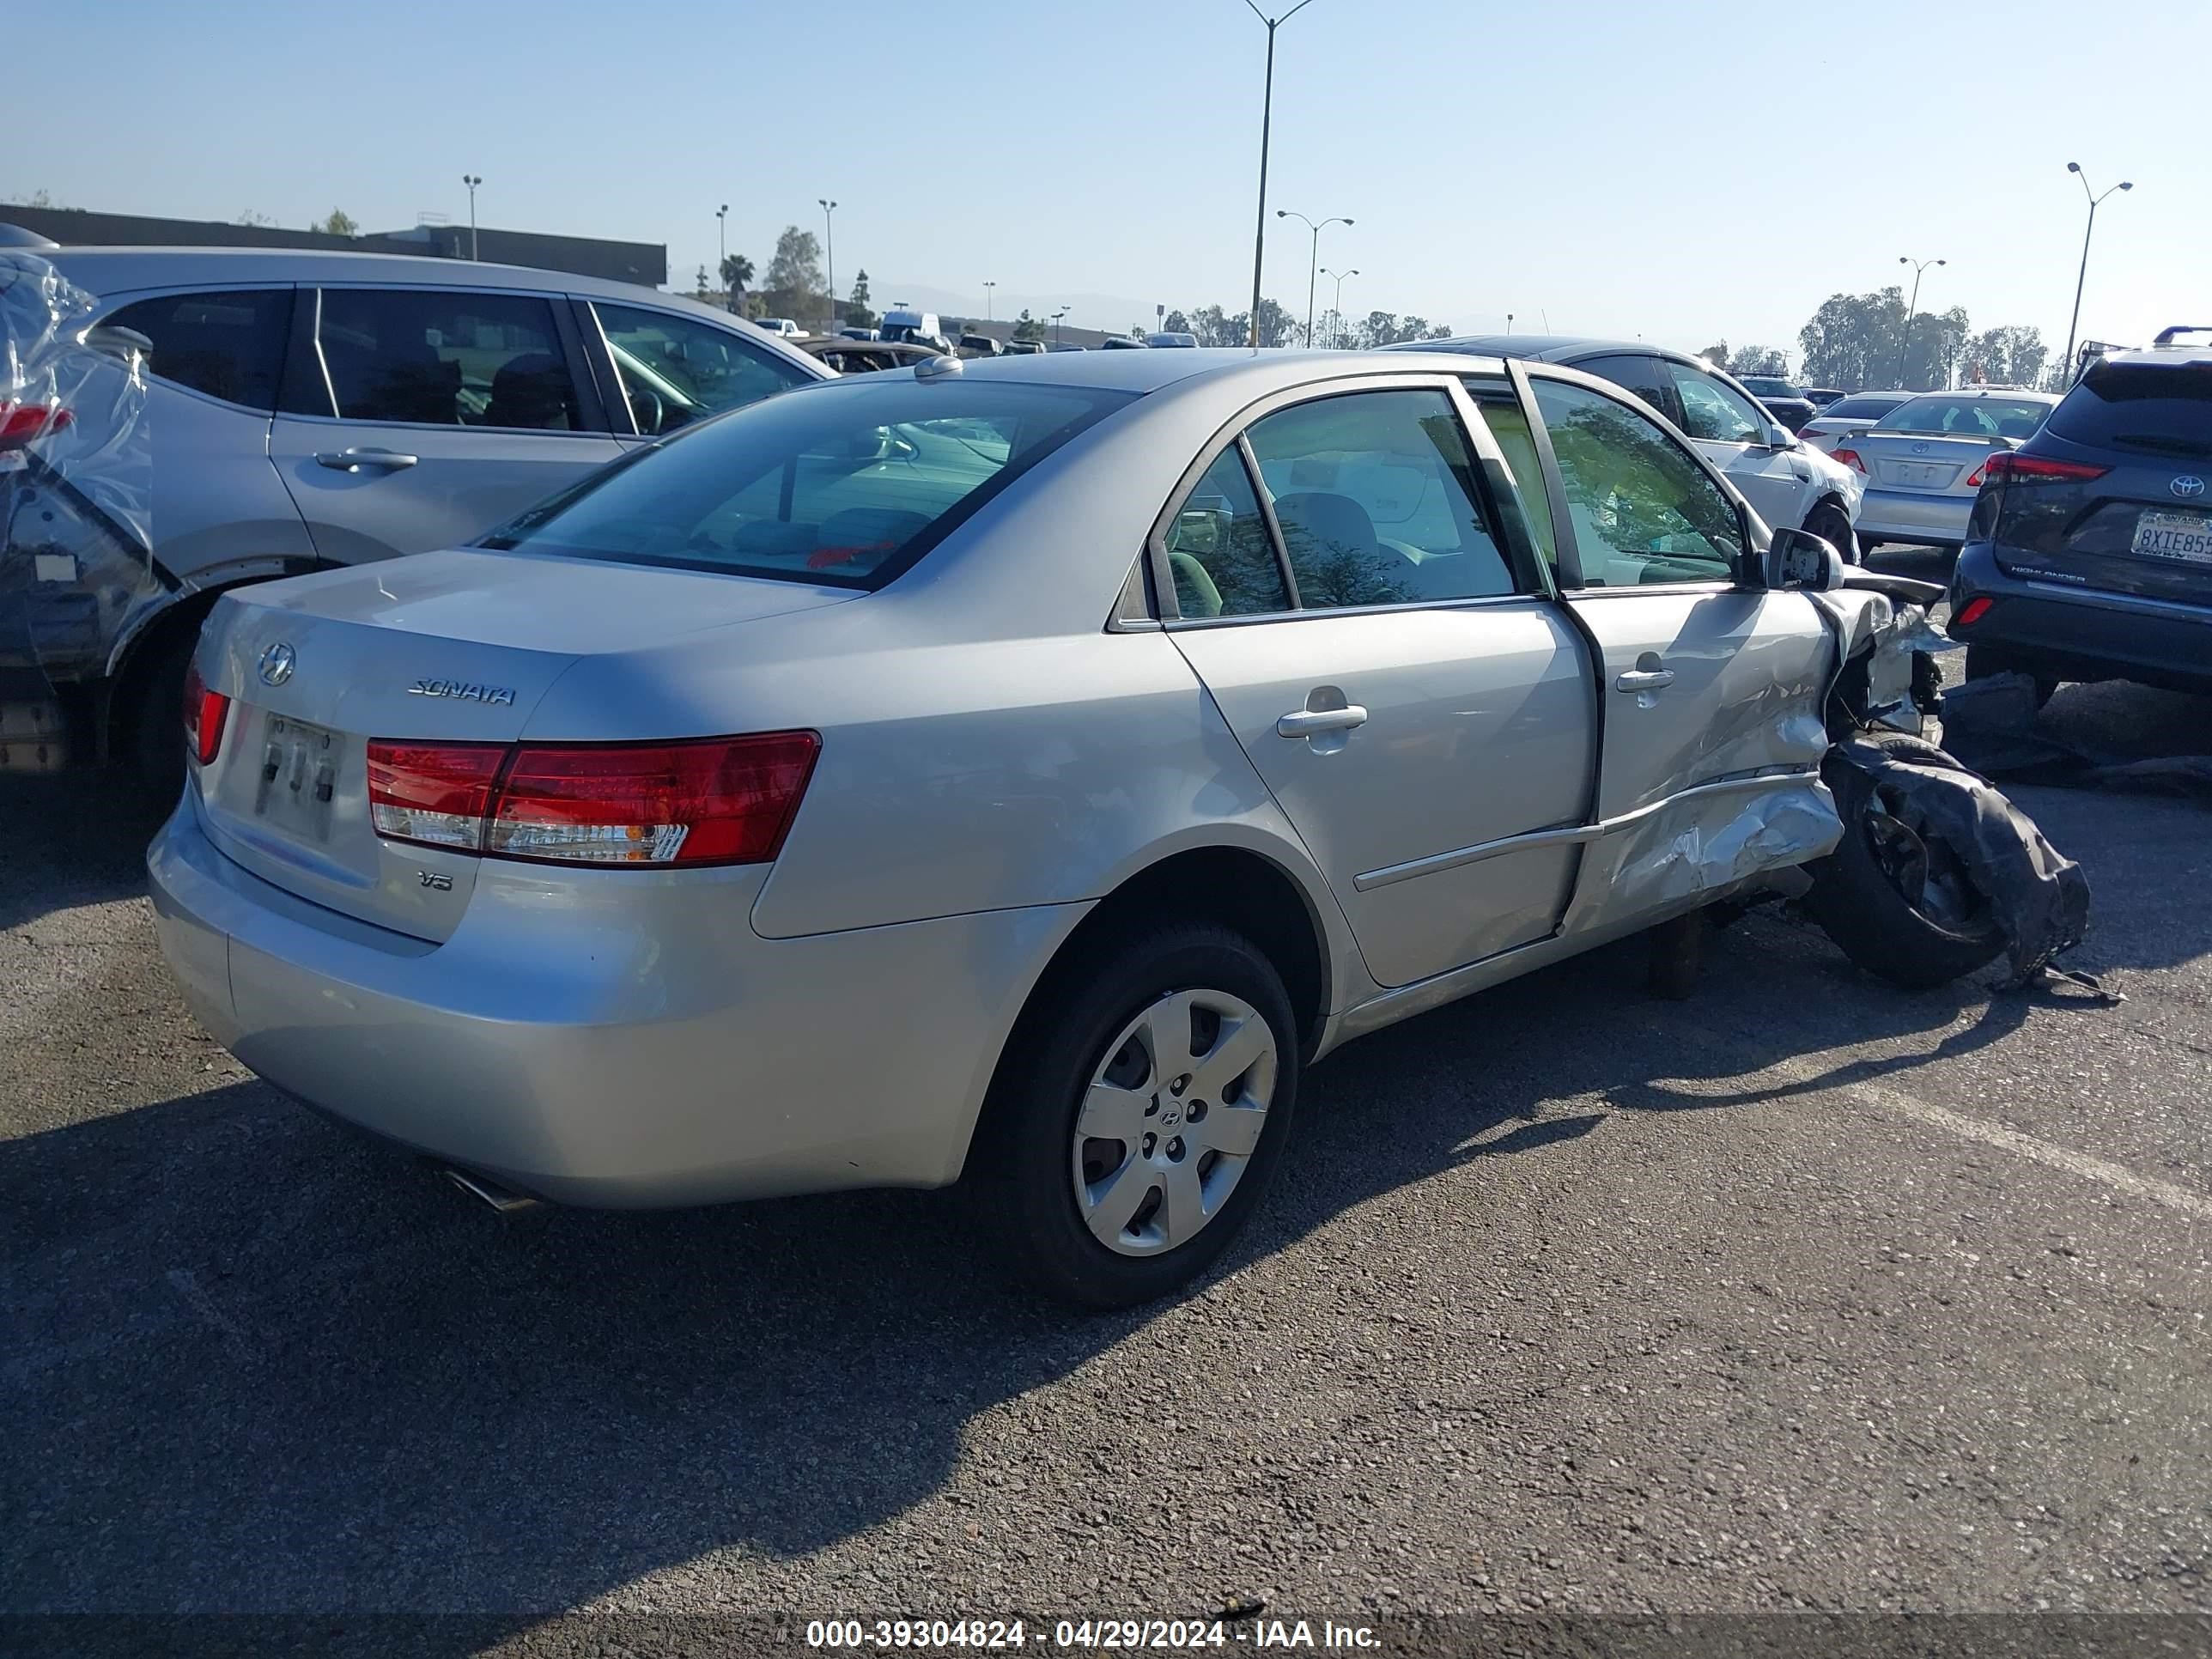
[1804, 491, 1851, 530]
[104, 590, 224, 759]
[1034, 848, 1332, 1059]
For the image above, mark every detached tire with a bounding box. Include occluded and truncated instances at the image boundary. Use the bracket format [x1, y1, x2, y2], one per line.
[1805, 732, 2006, 990]
[975, 923, 1300, 1310]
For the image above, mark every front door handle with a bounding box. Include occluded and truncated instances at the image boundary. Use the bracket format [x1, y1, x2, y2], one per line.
[1614, 668, 1676, 692]
[315, 447, 419, 472]
[1276, 705, 1369, 738]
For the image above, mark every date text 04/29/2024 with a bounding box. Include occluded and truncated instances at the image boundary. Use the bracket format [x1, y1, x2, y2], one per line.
[805, 1619, 1381, 1650]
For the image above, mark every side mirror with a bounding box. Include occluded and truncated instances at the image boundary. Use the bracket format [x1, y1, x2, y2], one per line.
[1765, 526, 1844, 592]
[1765, 427, 1798, 450]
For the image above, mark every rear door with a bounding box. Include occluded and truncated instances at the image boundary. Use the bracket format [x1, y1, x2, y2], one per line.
[1522, 368, 1837, 931]
[1160, 377, 1596, 988]
[1659, 359, 1808, 532]
[268, 285, 623, 565]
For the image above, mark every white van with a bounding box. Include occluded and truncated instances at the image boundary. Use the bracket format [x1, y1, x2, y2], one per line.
[879, 308, 948, 350]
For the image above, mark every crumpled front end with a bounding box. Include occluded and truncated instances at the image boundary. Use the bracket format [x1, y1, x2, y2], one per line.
[0, 252, 159, 768]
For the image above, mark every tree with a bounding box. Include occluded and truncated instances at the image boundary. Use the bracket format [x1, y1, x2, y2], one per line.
[1728, 343, 1788, 377]
[1799, 286, 1972, 392]
[695, 264, 712, 295]
[1162, 309, 1191, 336]
[1250, 297, 1294, 349]
[845, 269, 875, 329]
[316, 209, 358, 237]
[1698, 341, 1729, 368]
[1012, 308, 1044, 343]
[763, 226, 825, 320]
[235, 209, 274, 228]
[720, 253, 753, 300]
[1964, 324, 2049, 388]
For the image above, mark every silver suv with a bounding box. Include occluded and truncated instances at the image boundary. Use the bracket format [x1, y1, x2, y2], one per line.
[1, 248, 827, 790]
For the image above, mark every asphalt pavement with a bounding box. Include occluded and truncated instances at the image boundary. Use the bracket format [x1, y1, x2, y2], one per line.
[3, 634, 2208, 1647]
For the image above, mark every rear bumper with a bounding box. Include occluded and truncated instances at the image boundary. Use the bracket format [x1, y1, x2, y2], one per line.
[1858, 489, 1972, 548]
[148, 792, 1085, 1206]
[1950, 540, 2212, 692]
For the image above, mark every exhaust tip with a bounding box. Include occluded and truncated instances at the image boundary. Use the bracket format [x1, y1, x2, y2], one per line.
[440, 1164, 543, 1215]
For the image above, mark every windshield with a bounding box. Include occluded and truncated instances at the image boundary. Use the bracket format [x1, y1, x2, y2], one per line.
[482, 379, 1131, 588]
[1875, 395, 2051, 440]
[2045, 361, 2212, 458]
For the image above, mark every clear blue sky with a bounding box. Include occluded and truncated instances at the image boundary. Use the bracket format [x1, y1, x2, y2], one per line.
[13, 0, 2207, 361]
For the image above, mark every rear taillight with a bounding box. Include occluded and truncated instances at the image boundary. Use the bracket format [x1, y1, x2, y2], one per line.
[0, 398, 73, 448]
[1965, 459, 1990, 489]
[1983, 453, 2109, 483]
[1832, 447, 1868, 474]
[366, 732, 819, 867]
[1953, 597, 1994, 629]
[182, 661, 229, 766]
[367, 743, 507, 850]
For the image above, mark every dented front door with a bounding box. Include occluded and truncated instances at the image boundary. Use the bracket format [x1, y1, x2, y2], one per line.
[1522, 372, 1840, 933]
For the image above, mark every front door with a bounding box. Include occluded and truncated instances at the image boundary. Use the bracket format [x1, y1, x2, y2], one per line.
[1524, 373, 1838, 933]
[1159, 384, 1596, 988]
[269, 285, 622, 565]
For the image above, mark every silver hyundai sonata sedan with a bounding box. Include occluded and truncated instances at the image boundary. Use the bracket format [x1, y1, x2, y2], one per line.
[149, 346, 1932, 1307]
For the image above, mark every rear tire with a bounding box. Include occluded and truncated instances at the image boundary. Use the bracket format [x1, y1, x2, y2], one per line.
[128, 629, 195, 806]
[975, 923, 1300, 1310]
[1805, 732, 2007, 990]
[1802, 501, 1857, 565]
[1963, 644, 2057, 709]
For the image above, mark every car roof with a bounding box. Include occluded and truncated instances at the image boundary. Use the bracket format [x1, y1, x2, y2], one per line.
[1896, 386, 2059, 403]
[925, 345, 1504, 397]
[1390, 332, 1680, 364]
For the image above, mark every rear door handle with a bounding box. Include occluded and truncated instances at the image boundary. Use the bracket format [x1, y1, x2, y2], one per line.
[1276, 705, 1369, 738]
[315, 447, 419, 471]
[1614, 668, 1675, 692]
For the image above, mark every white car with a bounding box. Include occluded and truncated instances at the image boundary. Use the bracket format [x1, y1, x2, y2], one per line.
[753, 317, 803, 337]
[1389, 335, 1867, 558]
[1798, 390, 1916, 457]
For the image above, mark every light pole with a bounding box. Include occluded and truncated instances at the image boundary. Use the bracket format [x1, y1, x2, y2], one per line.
[817, 198, 838, 329]
[1893, 255, 1945, 390]
[1242, 0, 1318, 348]
[714, 204, 729, 301]
[983, 280, 996, 322]
[1277, 210, 1351, 348]
[1051, 306, 1071, 345]
[461, 174, 482, 261]
[1321, 267, 1356, 345]
[2063, 162, 2133, 387]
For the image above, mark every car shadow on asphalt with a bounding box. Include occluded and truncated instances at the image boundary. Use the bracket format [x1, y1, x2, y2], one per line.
[0, 899, 2116, 1632]
[0, 773, 169, 934]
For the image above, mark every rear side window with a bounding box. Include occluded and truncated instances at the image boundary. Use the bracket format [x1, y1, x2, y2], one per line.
[104, 288, 293, 411]
[594, 302, 810, 434]
[484, 379, 1130, 588]
[2045, 362, 2212, 457]
[315, 289, 580, 430]
[1163, 447, 1291, 617]
[1243, 389, 1519, 609]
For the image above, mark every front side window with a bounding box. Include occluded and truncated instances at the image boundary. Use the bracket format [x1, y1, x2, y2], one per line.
[104, 288, 292, 411]
[595, 302, 810, 435]
[483, 379, 1128, 589]
[1163, 447, 1291, 617]
[316, 289, 580, 429]
[1532, 379, 1744, 586]
[1878, 395, 2052, 441]
[1665, 362, 1765, 443]
[1243, 389, 1518, 610]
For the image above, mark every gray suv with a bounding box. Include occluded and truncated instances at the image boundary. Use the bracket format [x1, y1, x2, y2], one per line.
[1, 248, 827, 791]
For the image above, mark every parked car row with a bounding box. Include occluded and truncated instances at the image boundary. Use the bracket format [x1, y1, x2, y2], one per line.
[148, 343, 1957, 1308]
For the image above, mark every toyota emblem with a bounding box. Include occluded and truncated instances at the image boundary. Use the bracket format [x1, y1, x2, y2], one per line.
[2172, 475, 2206, 499]
[257, 641, 296, 687]
[1911, 442, 1929, 455]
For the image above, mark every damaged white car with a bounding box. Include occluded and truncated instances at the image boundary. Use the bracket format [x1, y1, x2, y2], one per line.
[151, 347, 2018, 1309]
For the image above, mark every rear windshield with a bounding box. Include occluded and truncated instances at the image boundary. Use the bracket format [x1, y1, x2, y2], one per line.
[1739, 377, 1802, 398]
[2045, 361, 2212, 458]
[482, 379, 1130, 587]
[1822, 393, 1908, 421]
[1876, 395, 2051, 440]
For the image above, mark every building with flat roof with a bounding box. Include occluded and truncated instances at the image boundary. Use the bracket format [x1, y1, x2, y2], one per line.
[0, 204, 666, 288]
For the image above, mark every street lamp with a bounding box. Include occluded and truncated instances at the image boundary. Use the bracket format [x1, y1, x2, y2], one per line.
[1321, 267, 1357, 346]
[715, 204, 729, 301]
[983, 280, 997, 322]
[461, 174, 482, 261]
[1893, 255, 1946, 390]
[817, 198, 838, 330]
[1242, 0, 1318, 347]
[1051, 306, 1071, 344]
[1278, 210, 1352, 348]
[2063, 163, 2133, 387]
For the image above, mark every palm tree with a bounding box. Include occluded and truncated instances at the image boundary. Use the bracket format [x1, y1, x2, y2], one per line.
[720, 253, 753, 306]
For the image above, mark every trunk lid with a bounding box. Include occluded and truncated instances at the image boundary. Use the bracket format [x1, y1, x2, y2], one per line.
[192, 548, 855, 940]
[1853, 431, 2002, 495]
